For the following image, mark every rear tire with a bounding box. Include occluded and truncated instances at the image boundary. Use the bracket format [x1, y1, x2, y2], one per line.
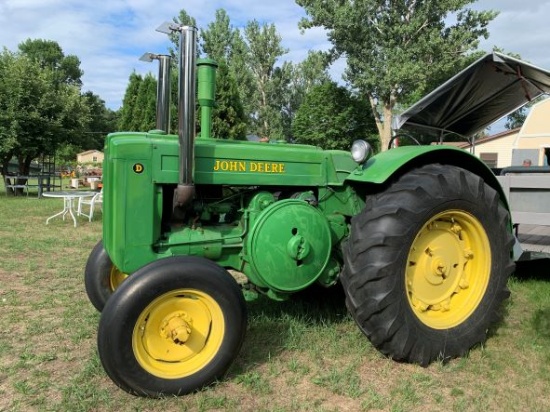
[84, 240, 127, 312]
[98, 256, 247, 397]
[341, 164, 514, 365]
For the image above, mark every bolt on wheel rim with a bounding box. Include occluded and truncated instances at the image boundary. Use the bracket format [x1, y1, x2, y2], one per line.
[133, 289, 224, 379]
[406, 210, 491, 329]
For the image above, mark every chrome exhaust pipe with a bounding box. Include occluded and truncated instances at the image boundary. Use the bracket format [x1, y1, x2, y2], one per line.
[174, 25, 197, 209]
[156, 54, 172, 133]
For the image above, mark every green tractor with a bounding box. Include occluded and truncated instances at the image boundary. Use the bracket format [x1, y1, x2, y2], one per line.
[86, 24, 519, 397]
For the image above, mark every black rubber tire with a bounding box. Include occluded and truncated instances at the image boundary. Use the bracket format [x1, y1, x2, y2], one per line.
[98, 256, 247, 397]
[84, 240, 124, 312]
[341, 164, 514, 365]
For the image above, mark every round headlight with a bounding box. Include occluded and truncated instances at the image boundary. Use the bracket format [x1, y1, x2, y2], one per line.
[351, 140, 372, 164]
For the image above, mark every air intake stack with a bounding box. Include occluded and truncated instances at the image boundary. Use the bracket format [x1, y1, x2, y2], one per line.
[139, 52, 172, 133]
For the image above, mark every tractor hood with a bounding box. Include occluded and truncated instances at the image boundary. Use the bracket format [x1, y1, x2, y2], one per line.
[396, 52, 550, 138]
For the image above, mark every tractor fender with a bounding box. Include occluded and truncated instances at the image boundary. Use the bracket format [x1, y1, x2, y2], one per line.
[345, 145, 510, 210]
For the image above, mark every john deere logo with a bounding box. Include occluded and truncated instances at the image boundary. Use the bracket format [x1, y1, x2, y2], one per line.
[133, 163, 144, 174]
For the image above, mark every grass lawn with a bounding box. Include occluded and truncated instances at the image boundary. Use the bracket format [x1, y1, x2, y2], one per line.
[1, 182, 549, 411]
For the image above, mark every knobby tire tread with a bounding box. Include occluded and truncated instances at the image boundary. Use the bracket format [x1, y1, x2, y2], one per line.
[341, 164, 514, 365]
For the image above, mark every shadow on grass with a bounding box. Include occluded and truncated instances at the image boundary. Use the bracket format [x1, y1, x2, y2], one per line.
[229, 283, 349, 376]
[515, 256, 550, 281]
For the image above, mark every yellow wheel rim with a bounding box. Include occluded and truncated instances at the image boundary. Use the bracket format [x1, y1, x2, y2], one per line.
[133, 289, 224, 379]
[406, 210, 491, 329]
[109, 266, 128, 291]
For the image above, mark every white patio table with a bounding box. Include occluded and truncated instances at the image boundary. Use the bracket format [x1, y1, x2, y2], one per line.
[43, 191, 96, 227]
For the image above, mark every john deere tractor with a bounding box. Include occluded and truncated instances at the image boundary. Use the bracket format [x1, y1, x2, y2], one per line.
[86, 24, 515, 397]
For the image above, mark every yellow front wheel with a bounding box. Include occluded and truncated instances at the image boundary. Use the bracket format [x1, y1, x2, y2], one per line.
[133, 289, 225, 379]
[98, 256, 247, 397]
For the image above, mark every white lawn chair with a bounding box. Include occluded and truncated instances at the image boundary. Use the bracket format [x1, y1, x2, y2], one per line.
[78, 189, 103, 221]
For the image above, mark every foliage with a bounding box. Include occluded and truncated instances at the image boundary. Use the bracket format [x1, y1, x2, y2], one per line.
[118, 71, 156, 133]
[505, 106, 527, 130]
[201, 10, 248, 139]
[244, 20, 289, 140]
[209, 62, 247, 140]
[0, 39, 115, 175]
[80, 91, 118, 150]
[133, 73, 157, 132]
[297, 0, 498, 150]
[293, 82, 378, 150]
[17, 38, 83, 86]
[0, 46, 90, 175]
[117, 72, 143, 131]
[504, 96, 546, 131]
[282, 51, 331, 140]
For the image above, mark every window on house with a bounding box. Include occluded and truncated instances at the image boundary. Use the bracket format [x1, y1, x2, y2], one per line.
[92, 156, 97, 162]
[480, 153, 498, 168]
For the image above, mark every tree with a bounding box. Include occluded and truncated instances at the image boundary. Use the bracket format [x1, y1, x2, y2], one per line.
[244, 20, 289, 139]
[505, 107, 527, 130]
[200, 10, 247, 139]
[133, 73, 157, 132]
[282, 51, 331, 140]
[118, 72, 143, 131]
[293, 82, 378, 150]
[228, 30, 256, 133]
[81, 91, 118, 149]
[18, 39, 83, 86]
[297, 0, 498, 150]
[201, 9, 235, 62]
[209, 62, 247, 140]
[0, 46, 89, 179]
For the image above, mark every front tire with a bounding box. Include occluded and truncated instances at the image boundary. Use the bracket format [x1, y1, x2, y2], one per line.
[98, 256, 247, 397]
[341, 164, 514, 365]
[84, 240, 128, 312]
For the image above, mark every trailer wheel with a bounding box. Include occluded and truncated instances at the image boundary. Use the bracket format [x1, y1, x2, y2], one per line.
[341, 164, 514, 365]
[84, 240, 128, 312]
[98, 256, 247, 397]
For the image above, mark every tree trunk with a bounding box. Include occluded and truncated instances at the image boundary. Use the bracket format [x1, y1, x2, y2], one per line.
[1, 154, 13, 196]
[380, 104, 394, 151]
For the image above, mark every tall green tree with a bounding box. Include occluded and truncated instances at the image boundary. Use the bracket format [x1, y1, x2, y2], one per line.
[18, 39, 83, 86]
[81, 91, 118, 149]
[209, 63, 247, 139]
[293, 81, 378, 150]
[200, 10, 247, 139]
[135, 73, 157, 132]
[244, 20, 289, 139]
[201, 9, 235, 62]
[282, 51, 331, 140]
[297, 0, 498, 150]
[0, 47, 89, 177]
[118, 72, 143, 131]
[228, 30, 256, 133]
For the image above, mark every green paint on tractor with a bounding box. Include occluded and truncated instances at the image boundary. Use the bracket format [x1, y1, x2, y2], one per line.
[88, 24, 515, 398]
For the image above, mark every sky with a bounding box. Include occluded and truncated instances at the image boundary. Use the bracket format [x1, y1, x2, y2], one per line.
[1, 0, 550, 111]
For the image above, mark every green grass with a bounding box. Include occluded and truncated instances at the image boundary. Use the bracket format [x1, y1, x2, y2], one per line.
[1, 183, 550, 411]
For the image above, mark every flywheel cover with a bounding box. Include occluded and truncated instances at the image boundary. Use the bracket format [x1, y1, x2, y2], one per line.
[247, 200, 332, 292]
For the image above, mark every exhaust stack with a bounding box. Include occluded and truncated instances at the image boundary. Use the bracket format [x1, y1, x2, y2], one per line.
[157, 23, 197, 211]
[139, 53, 172, 133]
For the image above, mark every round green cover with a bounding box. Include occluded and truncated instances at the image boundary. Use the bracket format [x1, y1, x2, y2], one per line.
[247, 200, 332, 292]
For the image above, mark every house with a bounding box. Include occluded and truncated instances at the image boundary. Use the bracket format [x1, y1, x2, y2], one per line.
[77, 150, 104, 164]
[456, 98, 550, 168]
